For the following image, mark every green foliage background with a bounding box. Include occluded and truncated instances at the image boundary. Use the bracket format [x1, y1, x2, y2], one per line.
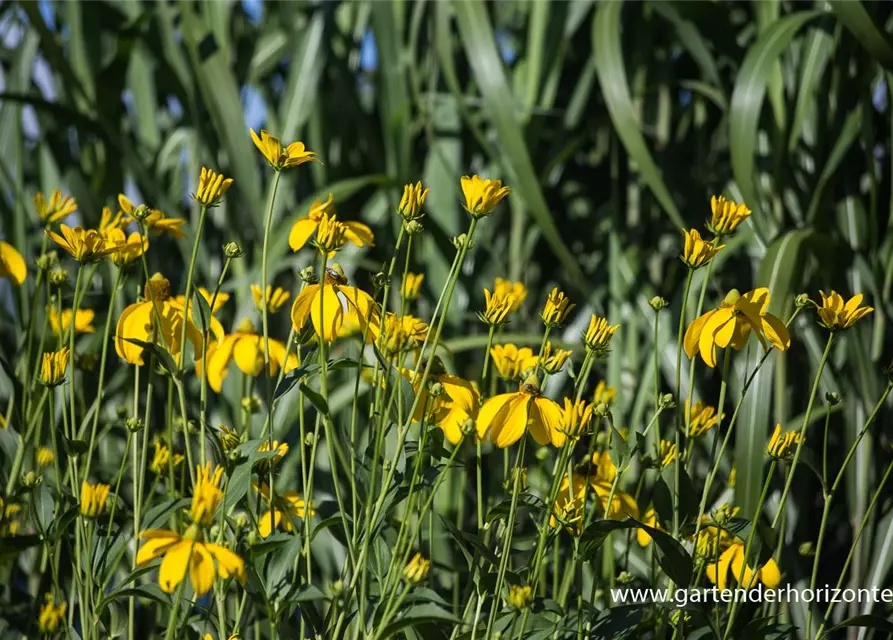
[2, 0, 893, 636]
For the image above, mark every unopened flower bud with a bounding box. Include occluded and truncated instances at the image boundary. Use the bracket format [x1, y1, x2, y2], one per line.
[247, 530, 260, 546]
[429, 382, 445, 398]
[223, 241, 243, 259]
[209, 524, 221, 539]
[506, 584, 532, 610]
[49, 267, 68, 286]
[404, 219, 424, 235]
[132, 204, 151, 222]
[536, 446, 550, 461]
[371, 272, 388, 291]
[795, 293, 811, 309]
[459, 417, 475, 437]
[330, 580, 344, 597]
[116, 406, 129, 420]
[233, 513, 249, 531]
[126, 417, 143, 433]
[659, 393, 676, 410]
[22, 471, 41, 489]
[799, 541, 815, 556]
[241, 396, 261, 415]
[825, 392, 841, 406]
[451, 234, 467, 250]
[616, 571, 633, 585]
[649, 296, 668, 312]
[304, 432, 315, 447]
[35, 253, 54, 271]
[594, 402, 610, 418]
[402, 552, 431, 584]
[299, 266, 318, 284]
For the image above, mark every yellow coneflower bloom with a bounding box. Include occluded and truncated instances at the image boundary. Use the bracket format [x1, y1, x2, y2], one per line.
[257, 439, 289, 466]
[115, 273, 205, 366]
[398, 181, 429, 221]
[709, 195, 751, 236]
[551, 398, 593, 448]
[46, 225, 113, 262]
[250, 129, 318, 171]
[588, 451, 639, 520]
[540, 341, 572, 375]
[706, 542, 781, 590]
[0, 240, 27, 285]
[102, 228, 148, 267]
[137, 464, 246, 596]
[402, 552, 431, 584]
[541, 288, 574, 327]
[118, 195, 186, 239]
[590, 450, 617, 483]
[34, 189, 77, 225]
[658, 440, 677, 468]
[37, 447, 54, 468]
[460, 175, 511, 217]
[39, 348, 70, 387]
[381, 313, 428, 356]
[99, 205, 125, 232]
[683, 288, 790, 368]
[494, 278, 527, 312]
[476, 376, 562, 448]
[479, 288, 516, 326]
[402, 272, 424, 301]
[150, 442, 184, 475]
[217, 425, 241, 452]
[48, 307, 95, 335]
[550, 474, 585, 534]
[687, 399, 722, 437]
[767, 423, 801, 461]
[255, 483, 315, 537]
[0, 497, 22, 535]
[171, 287, 226, 343]
[80, 481, 110, 518]
[490, 344, 538, 381]
[583, 314, 620, 353]
[681, 228, 724, 269]
[290, 264, 379, 343]
[405, 371, 480, 444]
[251, 284, 291, 314]
[507, 584, 532, 610]
[593, 380, 616, 406]
[38, 594, 68, 634]
[288, 193, 374, 252]
[194, 167, 234, 207]
[813, 290, 873, 331]
[196, 319, 297, 393]
[637, 508, 664, 547]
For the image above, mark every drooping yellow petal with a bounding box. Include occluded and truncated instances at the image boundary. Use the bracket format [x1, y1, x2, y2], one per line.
[136, 531, 181, 565]
[699, 308, 734, 367]
[290, 284, 318, 333]
[344, 221, 375, 247]
[760, 314, 790, 352]
[189, 544, 215, 596]
[532, 397, 563, 447]
[232, 335, 265, 377]
[259, 510, 280, 538]
[0, 241, 27, 285]
[759, 557, 781, 588]
[158, 541, 192, 593]
[476, 393, 515, 441]
[205, 543, 246, 583]
[115, 302, 154, 365]
[491, 395, 530, 448]
[310, 284, 344, 342]
[288, 218, 318, 252]
[203, 336, 237, 393]
[683, 310, 713, 359]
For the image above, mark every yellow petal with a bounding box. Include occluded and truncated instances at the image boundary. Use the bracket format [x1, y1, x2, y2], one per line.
[491, 395, 530, 448]
[189, 543, 215, 596]
[759, 557, 781, 589]
[136, 532, 181, 565]
[259, 510, 280, 538]
[344, 221, 375, 247]
[116, 302, 153, 365]
[205, 543, 246, 583]
[699, 308, 733, 367]
[0, 241, 27, 285]
[476, 393, 515, 441]
[532, 397, 563, 447]
[761, 314, 790, 351]
[288, 218, 318, 252]
[158, 541, 192, 593]
[232, 335, 265, 377]
[683, 311, 712, 358]
[204, 336, 236, 393]
[310, 285, 344, 342]
[291, 285, 318, 333]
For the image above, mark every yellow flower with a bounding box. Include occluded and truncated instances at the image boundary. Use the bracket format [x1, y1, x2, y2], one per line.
[251, 284, 291, 314]
[658, 440, 677, 468]
[38, 594, 68, 634]
[494, 278, 527, 312]
[39, 348, 70, 387]
[402, 272, 424, 301]
[194, 167, 234, 207]
[593, 380, 616, 406]
[115, 273, 206, 366]
[402, 552, 431, 584]
[34, 189, 77, 224]
[256, 440, 289, 470]
[540, 341, 572, 375]
[288, 193, 374, 252]
[290, 264, 380, 343]
[196, 319, 298, 393]
[188, 463, 225, 526]
[590, 450, 617, 483]
[490, 344, 538, 381]
[255, 483, 315, 537]
[405, 371, 480, 444]
[709, 195, 751, 236]
[171, 287, 227, 343]
[766, 423, 801, 461]
[250, 129, 318, 171]
[507, 584, 532, 610]
[541, 288, 574, 327]
[102, 228, 148, 267]
[476, 376, 563, 448]
[150, 442, 184, 475]
[460, 175, 511, 217]
[681, 228, 724, 269]
[813, 290, 873, 331]
[99, 206, 125, 232]
[583, 314, 620, 353]
[480, 288, 516, 327]
[37, 447, 54, 468]
[0, 240, 27, 285]
[118, 195, 186, 239]
[687, 399, 722, 438]
[196, 288, 230, 314]
[46, 225, 113, 262]
[398, 181, 429, 221]
[48, 307, 95, 335]
[551, 398, 592, 448]
[381, 313, 428, 356]
[550, 475, 585, 534]
[706, 542, 781, 590]
[217, 425, 241, 452]
[637, 508, 664, 547]
[80, 481, 110, 518]
[0, 497, 22, 535]
[683, 288, 790, 368]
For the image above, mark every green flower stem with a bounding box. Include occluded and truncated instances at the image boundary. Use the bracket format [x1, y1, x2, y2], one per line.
[199, 256, 233, 464]
[771, 332, 835, 529]
[67, 264, 84, 477]
[673, 269, 694, 537]
[484, 435, 528, 638]
[723, 459, 777, 638]
[814, 455, 893, 640]
[653, 306, 661, 412]
[477, 324, 498, 530]
[81, 267, 123, 481]
[806, 381, 891, 638]
[5, 388, 47, 494]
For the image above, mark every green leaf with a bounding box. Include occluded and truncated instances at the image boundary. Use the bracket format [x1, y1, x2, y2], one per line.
[122, 338, 178, 378]
[829, 1, 893, 72]
[592, 1, 684, 229]
[375, 603, 463, 639]
[823, 614, 893, 638]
